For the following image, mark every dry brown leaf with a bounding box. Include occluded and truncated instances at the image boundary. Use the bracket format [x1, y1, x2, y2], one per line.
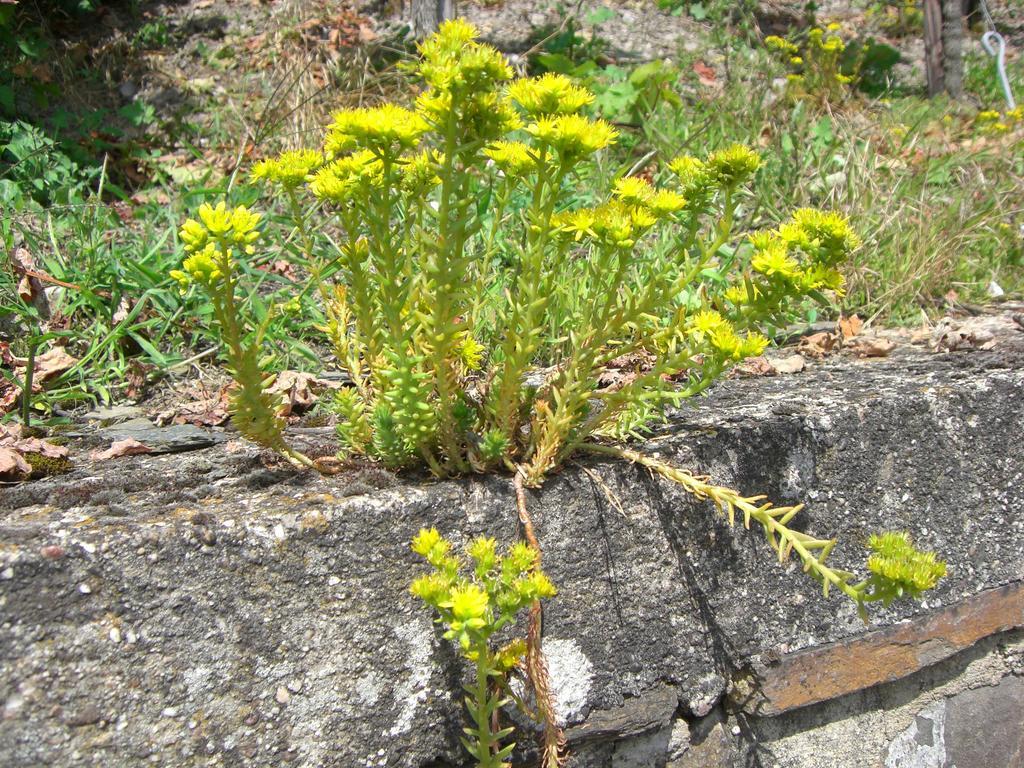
[731, 356, 777, 377]
[156, 385, 231, 427]
[0, 447, 31, 480]
[10, 436, 69, 459]
[13, 347, 78, 386]
[838, 314, 863, 340]
[91, 438, 152, 461]
[796, 331, 838, 359]
[268, 371, 336, 416]
[847, 337, 896, 358]
[693, 60, 717, 86]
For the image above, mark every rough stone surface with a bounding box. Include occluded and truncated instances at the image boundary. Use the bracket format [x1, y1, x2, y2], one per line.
[1, 331, 1023, 766]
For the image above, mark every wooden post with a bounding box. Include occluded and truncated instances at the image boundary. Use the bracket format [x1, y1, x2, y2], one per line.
[408, 0, 455, 38]
[923, 0, 945, 96]
[942, 0, 964, 97]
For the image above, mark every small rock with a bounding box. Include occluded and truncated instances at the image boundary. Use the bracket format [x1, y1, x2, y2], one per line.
[275, 686, 291, 705]
[327, 575, 341, 586]
[67, 704, 102, 727]
[78, 583, 92, 594]
[287, 679, 303, 694]
[109, 628, 122, 643]
[161, 707, 178, 718]
[40, 545, 65, 560]
[0, 567, 12, 580]
[84, 405, 145, 425]
[771, 354, 806, 375]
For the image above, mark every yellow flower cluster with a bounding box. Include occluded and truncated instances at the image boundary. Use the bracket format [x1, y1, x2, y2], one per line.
[976, 107, 1023, 135]
[324, 104, 428, 157]
[309, 150, 384, 204]
[417, 19, 513, 92]
[508, 72, 595, 116]
[526, 113, 618, 160]
[765, 35, 799, 56]
[553, 200, 656, 248]
[251, 149, 323, 188]
[706, 144, 762, 187]
[484, 140, 538, 176]
[867, 532, 947, 596]
[741, 208, 856, 297]
[781, 208, 861, 263]
[399, 149, 442, 195]
[689, 310, 768, 360]
[611, 176, 686, 217]
[172, 202, 261, 290]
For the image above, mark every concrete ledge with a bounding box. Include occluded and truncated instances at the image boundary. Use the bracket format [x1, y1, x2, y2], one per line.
[1, 325, 1023, 767]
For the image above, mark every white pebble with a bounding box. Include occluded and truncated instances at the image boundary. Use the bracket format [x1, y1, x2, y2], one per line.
[78, 583, 92, 594]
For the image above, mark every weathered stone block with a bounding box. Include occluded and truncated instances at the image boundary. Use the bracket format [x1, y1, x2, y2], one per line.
[2, 333, 1023, 766]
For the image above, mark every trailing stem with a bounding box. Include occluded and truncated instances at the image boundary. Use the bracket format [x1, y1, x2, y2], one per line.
[513, 471, 566, 767]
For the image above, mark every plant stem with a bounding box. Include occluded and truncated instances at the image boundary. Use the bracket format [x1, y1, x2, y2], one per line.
[21, 336, 37, 428]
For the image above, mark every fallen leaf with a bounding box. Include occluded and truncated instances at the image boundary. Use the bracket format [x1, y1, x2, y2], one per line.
[731, 356, 777, 377]
[796, 331, 838, 359]
[838, 314, 863, 340]
[930, 318, 996, 352]
[0, 380, 17, 413]
[693, 60, 717, 86]
[10, 436, 69, 459]
[847, 337, 896, 358]
[156, 385, 231, 427]
[91, 438, 152, 460]
[13, 347, 78, 386]
[268, 371, 337, 416]
[0, 426, 70, 480]
[0, 447, 31, 480]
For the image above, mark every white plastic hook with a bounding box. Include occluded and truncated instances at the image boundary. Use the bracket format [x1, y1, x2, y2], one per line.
[981, 30, 1016, 110]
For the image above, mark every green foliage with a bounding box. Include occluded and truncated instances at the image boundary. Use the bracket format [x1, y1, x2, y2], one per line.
[177, 19, 856, 485]
[410, 528, 556, 768]
[765, 24, 859, 106]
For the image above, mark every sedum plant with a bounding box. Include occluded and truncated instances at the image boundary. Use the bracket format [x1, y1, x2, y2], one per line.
[766, 24, 858, 105]
[410, 528, 557, 768]
[174, 19, 945, 767]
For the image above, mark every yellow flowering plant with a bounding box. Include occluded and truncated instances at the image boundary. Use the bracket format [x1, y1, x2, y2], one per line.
[766, 23, 859, 105]
[174, 19, 944, 766]
[410, 528, 557, 768]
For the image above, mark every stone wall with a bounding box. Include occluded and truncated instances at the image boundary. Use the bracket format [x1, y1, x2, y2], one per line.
[1, 333, 1022, 767]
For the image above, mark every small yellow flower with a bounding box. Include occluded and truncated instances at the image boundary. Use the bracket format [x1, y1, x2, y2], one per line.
[508, 73, 595, 116]
[649, 189, 687, 217]
[325, 104, 428, 156]
[309, 150, 384, 204]
[456, 333, 485, 371]
[691, 309, 727, 335]
[198, 201, 233, 237]
[612, 176, 655, 207]
[484, 140, 538, 176]
[526, 114, 617, 159]
[751, 241, 801, 279]
[706, 144, 761, 187]
[448, 584, 490, 623]
[251, 149, 323, 188]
